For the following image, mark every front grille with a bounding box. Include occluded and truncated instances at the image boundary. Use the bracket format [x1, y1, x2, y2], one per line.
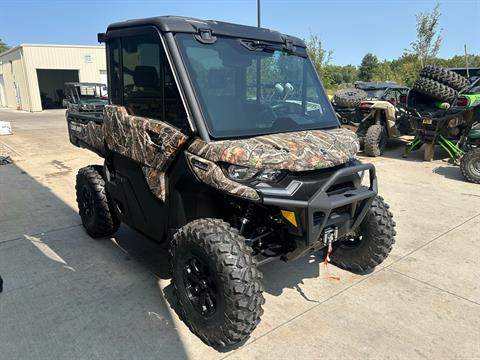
[313, 204, 351, 226]
[313, 212, 325, 226]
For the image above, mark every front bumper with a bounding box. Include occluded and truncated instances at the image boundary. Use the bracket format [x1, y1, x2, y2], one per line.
[257, 163, 377, 260]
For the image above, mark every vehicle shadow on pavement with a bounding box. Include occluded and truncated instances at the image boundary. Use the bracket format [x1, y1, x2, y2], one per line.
[432, 165, 465, 182]
[373, 138, 453, 163]
[0, 163, 189, 360]
[261, 254, 325, 301]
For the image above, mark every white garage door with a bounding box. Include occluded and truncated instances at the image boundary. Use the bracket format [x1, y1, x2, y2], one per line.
[99, 70, 107, 86]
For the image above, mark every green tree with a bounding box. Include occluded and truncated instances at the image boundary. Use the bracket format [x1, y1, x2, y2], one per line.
[0, 38, 10, 53]
[340, 65, 359, 84]
[407, 3, 442, 67]
[442, 54, 480, 68]
[372, 61, 396, 82]
[305, 33, 334, 88]
[358, 53, 379, 81]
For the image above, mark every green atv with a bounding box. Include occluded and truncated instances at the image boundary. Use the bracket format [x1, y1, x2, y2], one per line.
[406, 69, 480, 182]
[457, 89, 480, 183]
[460, 125, 480, 183]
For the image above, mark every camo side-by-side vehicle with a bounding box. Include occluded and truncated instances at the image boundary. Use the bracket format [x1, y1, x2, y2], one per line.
[67, 16, 396, 348]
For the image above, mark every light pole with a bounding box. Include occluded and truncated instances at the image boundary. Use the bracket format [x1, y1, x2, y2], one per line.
[257, 0, 261, 27]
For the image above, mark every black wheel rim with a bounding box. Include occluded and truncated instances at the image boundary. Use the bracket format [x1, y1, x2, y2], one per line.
[82, 186, 94, 218]
[182, 256, 218, 318]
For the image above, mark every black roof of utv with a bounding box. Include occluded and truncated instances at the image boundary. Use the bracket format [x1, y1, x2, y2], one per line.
[355, 81, 408, 90]
[106, 15, 306, 48]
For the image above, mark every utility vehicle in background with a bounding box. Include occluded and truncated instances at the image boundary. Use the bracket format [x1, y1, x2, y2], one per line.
[66, 16, 396, 348]
[63, 82, 108, 119]
[333, 82, 411, 156]
[406, 65, 479, 166]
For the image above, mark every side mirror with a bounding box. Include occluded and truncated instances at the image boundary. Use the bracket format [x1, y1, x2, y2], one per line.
[275, 83, 284, 94]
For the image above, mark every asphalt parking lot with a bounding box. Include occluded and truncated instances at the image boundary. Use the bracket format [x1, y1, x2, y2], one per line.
[0, 108, 479, 359]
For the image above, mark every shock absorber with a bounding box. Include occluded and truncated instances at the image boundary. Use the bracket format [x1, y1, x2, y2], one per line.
[239, 204, 254, 235]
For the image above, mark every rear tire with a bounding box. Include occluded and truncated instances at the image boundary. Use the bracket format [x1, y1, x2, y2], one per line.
[420, 65, 469, 91]
[413, 77, 457, 102]
[76, 165, 119, 238]
[170, 218, 264, 348]
[364, 124, 388, 157]
[460, 149, 480, 184]
[330, 196, 396, 273]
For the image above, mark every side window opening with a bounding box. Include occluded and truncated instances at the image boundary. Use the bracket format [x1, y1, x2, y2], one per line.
[108, 38, 122, 105]
[122, 34, 163, 119]
[107, 31, 189, 132]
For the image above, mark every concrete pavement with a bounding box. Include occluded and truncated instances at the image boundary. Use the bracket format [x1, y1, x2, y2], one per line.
[0, 108, 479, 359]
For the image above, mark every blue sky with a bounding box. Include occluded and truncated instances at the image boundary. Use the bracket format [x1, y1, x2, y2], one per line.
[0, 0, 478, 65]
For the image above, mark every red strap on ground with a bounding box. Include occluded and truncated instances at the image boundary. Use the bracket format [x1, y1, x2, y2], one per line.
[323, 243, 341, 281]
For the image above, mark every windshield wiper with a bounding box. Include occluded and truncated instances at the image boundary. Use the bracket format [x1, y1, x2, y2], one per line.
[239, 39, 305, 57]
[239, 39, 277, 53]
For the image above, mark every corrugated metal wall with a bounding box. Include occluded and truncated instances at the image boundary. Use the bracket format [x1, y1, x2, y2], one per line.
[0, 44, 106, 112]
[0, 47, 29, 110]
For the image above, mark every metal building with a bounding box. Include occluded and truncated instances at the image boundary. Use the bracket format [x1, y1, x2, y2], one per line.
[0, 44, 106, 112]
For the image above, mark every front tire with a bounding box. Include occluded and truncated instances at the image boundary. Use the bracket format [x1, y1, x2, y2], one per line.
[364, 124, 388, 157]
[170, 218, 264, 348]
[330, 196, 396, 273]
[76, 165, 119, 238]
[460, 149, 480, 184]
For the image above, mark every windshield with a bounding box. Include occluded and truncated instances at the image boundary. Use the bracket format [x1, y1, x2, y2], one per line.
[363, 88, 387, 99]
[176, 34, 338, 138]
[78, 85, 108, 99]
[68, 85, 108, 104]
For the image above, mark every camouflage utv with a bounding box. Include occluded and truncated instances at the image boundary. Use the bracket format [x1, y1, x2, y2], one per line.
[67, 16, 396, 348]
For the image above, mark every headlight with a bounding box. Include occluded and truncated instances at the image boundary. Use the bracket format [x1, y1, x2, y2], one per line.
[256, 169, 286, 182]
[225, 164, 286, 183]
[226, 164, 258, 181]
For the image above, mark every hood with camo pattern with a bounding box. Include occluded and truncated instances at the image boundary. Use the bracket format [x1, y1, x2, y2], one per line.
[187, 127, 359, 172]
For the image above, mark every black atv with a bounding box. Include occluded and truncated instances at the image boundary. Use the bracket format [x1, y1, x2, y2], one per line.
[66, 16, 396, 348]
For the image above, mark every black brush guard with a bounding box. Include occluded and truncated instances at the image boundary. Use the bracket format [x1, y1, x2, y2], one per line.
[258, 163, 377, 261]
